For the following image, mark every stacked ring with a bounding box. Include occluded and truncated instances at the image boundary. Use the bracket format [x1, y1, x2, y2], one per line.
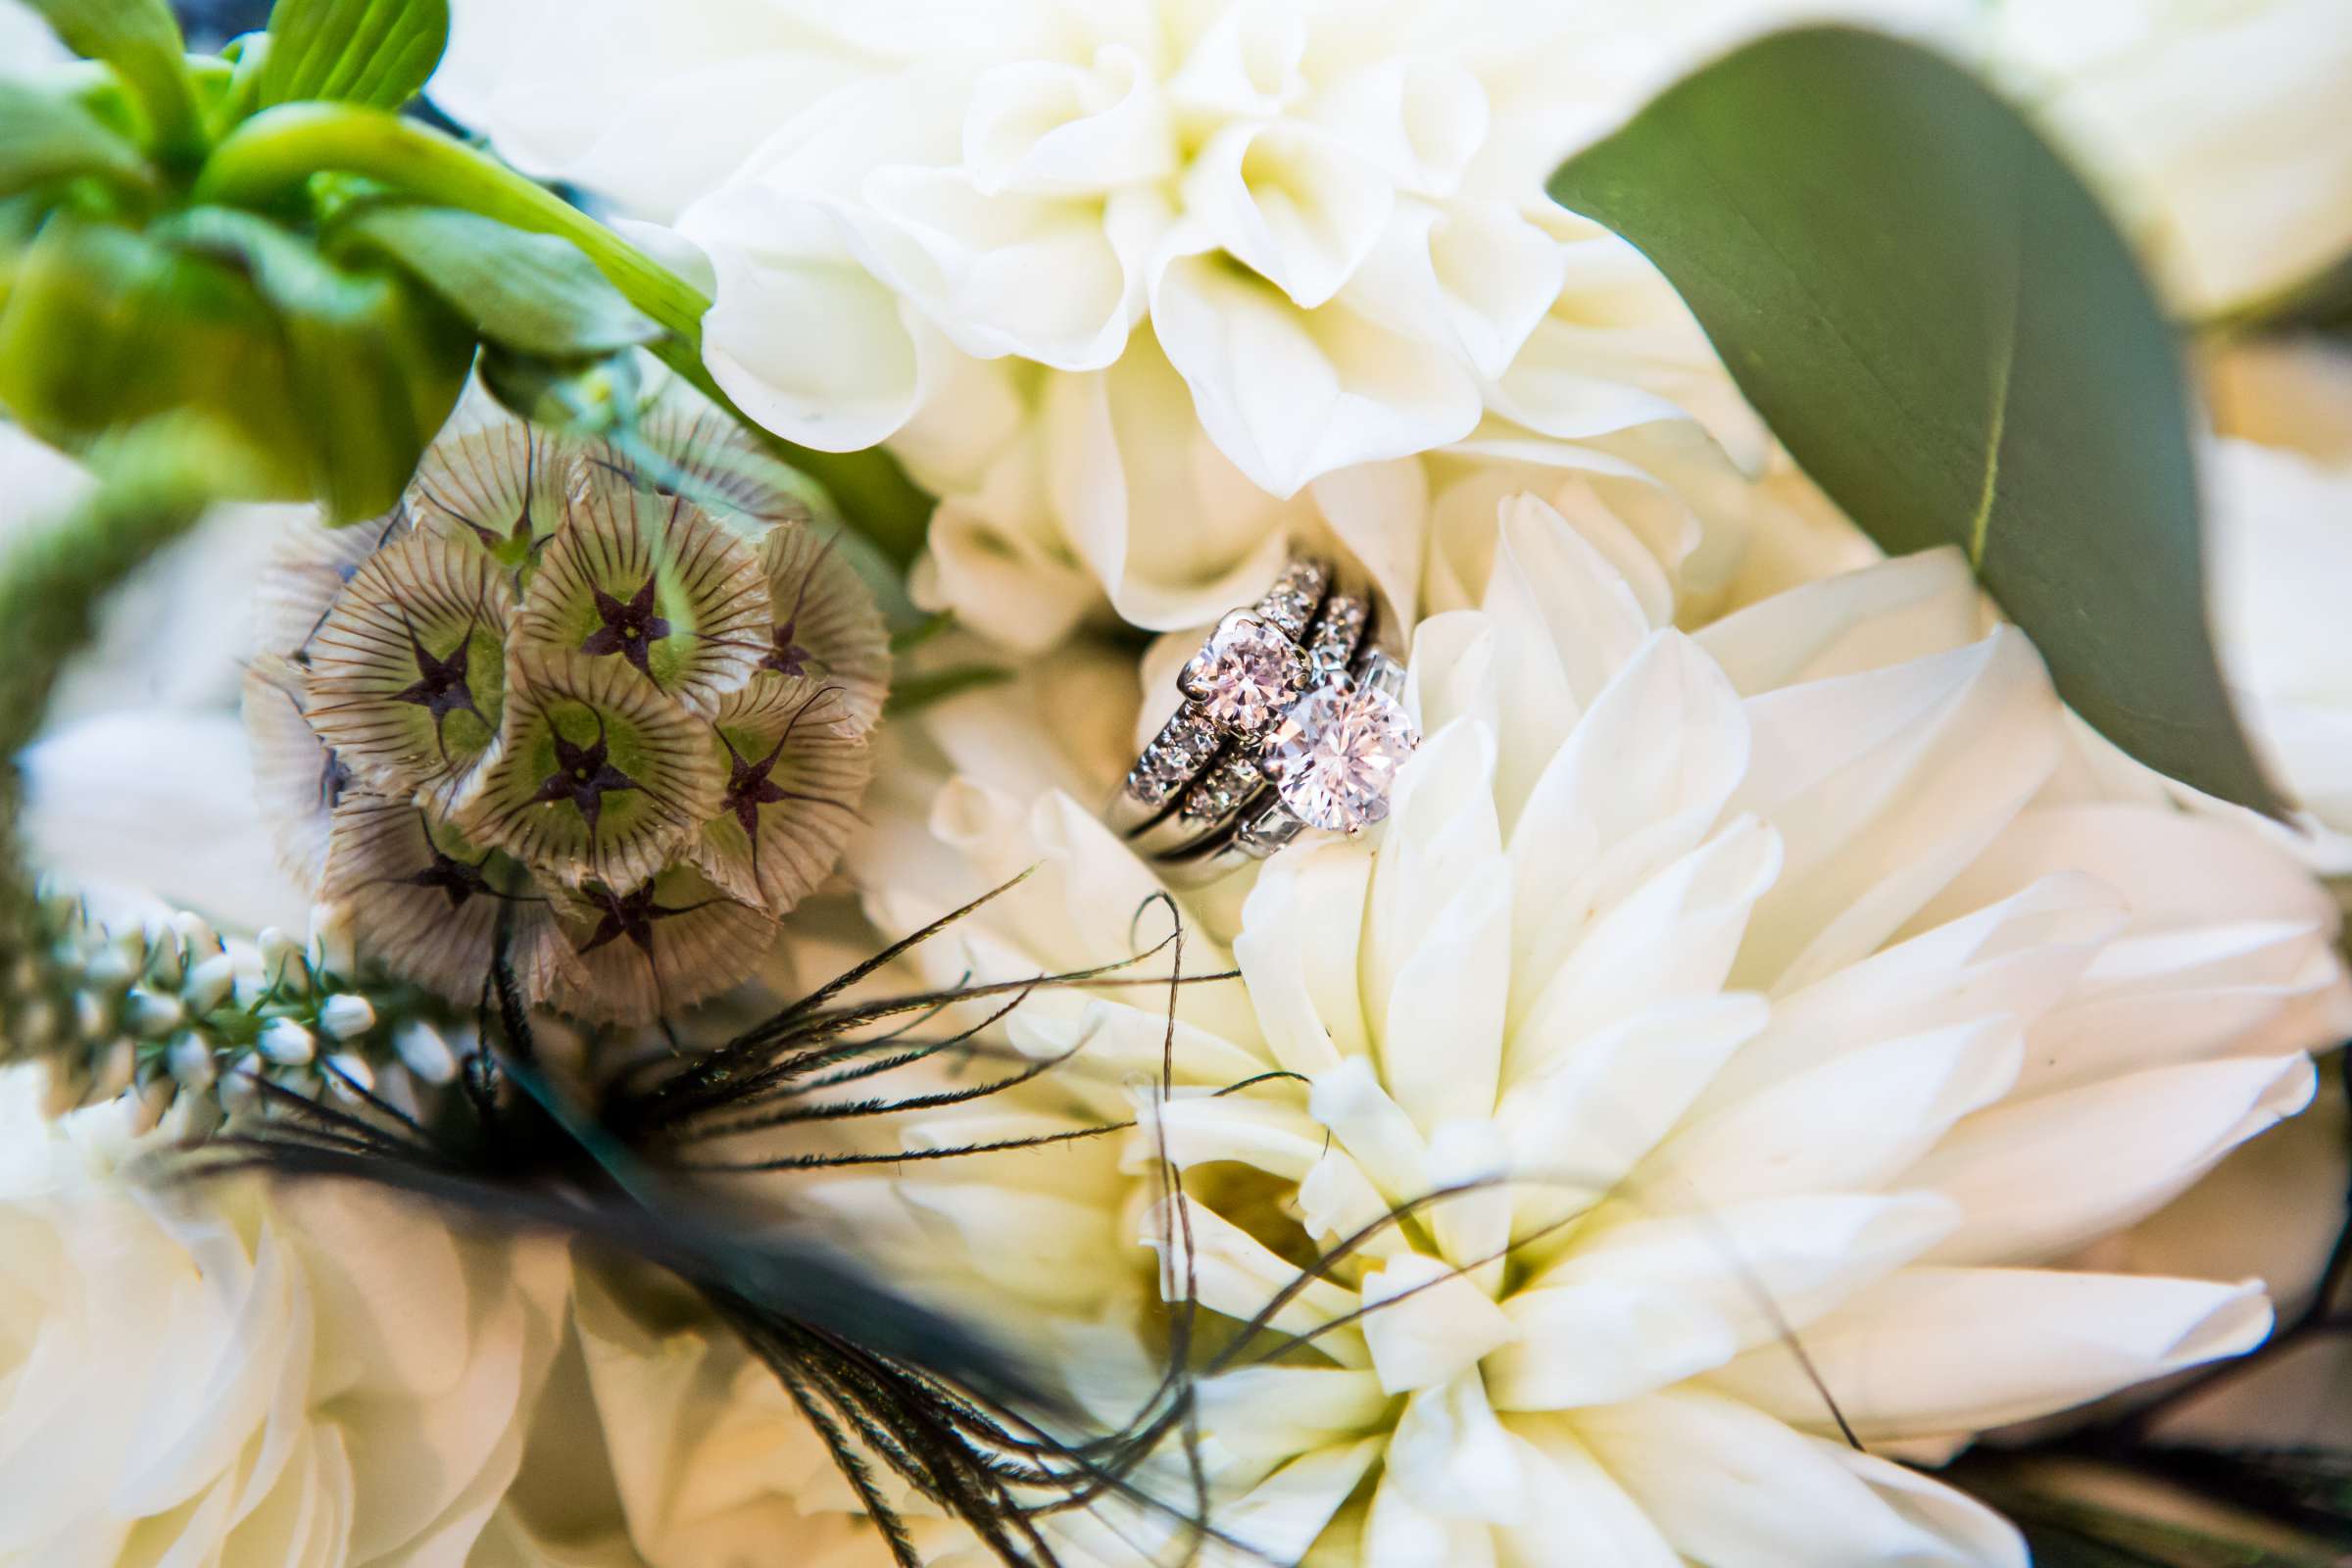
[1109, 558, 1420, 884]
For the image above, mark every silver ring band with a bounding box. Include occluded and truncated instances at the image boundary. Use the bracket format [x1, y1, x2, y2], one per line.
[1108, 555, 1418, 885]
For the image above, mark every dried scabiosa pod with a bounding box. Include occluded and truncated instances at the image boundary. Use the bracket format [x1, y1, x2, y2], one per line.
[245, 385, 887, 1022]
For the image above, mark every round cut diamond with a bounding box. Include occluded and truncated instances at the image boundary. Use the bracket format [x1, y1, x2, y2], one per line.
[1261, 678, 1418, 832]
[1180, 614, 1308, 734]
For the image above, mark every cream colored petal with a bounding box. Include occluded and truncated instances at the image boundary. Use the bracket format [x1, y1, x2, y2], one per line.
[1693, 548, 1983, 696]
[1183, 122, 1394, 311]
[1358, 1253, 1517, 1396]
[1697, 871, 2124, 1113]
[1910, 1053, 2320, 1265]
[1490, 1193, 1956, 1413]
[1195, 1366, 1392, 1464]
[1652, 1018, 2023, 1205]
[1500, 994, 1768, 1245]
[1726, 628, 2061, 995]
[1385, 1368, 1525, 1525]
[1152, 242, 1482, 498]
[1141, 1197, 1370, 1369]
[1511, 818, 1781, 1082]
[1306, 56, 1489, 199]
[1578, 1389, 2027, 1568]
[681, 182, 942, 453]
[1494, 1416, 1681, 1568]
[1709, 1265, 2272, 1441]
[961, 46, 1175, 196]
[1505, 629, 1749, 1014]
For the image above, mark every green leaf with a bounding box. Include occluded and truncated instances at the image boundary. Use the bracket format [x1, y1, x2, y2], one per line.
[0, 213, 311, 498]
[155, 207, 471, 521]
[23, 0, 203, 161]
[0, 77, 151, 199]
[332, 204, 664, 358]
[1547, 26, 2283, 818]
[254, 0, 448, 112]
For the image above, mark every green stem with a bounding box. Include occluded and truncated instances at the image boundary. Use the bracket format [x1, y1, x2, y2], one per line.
[193, 103, 936, 564]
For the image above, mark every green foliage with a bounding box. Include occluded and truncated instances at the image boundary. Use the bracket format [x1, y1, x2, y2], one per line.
[23, 0, 203, 161]
[254, 0, 449, 112]
[335, 203, 664, 358]
[1548, 26, 2283, 818]
[0, 77, 153, 198]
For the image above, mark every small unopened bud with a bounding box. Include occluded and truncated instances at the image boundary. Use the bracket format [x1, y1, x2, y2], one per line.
[16, 999, 56, 1047]
[82, 942, 138, 989]
[184, 953, 237, 1015]
[258, 928, 307, 995]
[257, 1017, 316, 1066]
[122, 988, 183, 1039]
[318, 994, 375, 1042]
[8, 955, 40, 997]
[307, 903, 357, 981]
[74, 989, 108, 1042]
[392, 1019, 458, 1085]
[167, 1031, 216, 1090]
[122, 1076, 172, 1135]
[144, 923, 185, 988]
[170, 910, 219, 957]
[220, 1055, 264, 1113]
[93, 1038, 135, 1098]
[323, 1053, 374, 1099]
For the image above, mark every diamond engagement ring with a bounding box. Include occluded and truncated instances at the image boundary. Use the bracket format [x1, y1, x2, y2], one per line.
[1109, 559, 1419, 883]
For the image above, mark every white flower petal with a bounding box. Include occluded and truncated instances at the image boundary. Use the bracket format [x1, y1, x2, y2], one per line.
[682, 184, 941, 452]
[1165, 0, 1309, 119]
[1386, 1369, 1524, 1524]
[1305, 56, 1489, 197]
[1506, 629, 1749, 1011]
[1151, 243, 1482, 497]
[962, 46, 1176, 196]
[1358, 1254, 1518, 1396]
[1183, 121, 1394, 310]
[1490, 1194, 1957, 1412]
[1695, 548, 1983, 695]
[1728, 628, 2061, 993]
[1579, 1389, 2027, 1568]
[1655, 1018, 2024, 1203]
[1911, 1053, 2320, 1265]
[1711, 1265, 2274, 1440]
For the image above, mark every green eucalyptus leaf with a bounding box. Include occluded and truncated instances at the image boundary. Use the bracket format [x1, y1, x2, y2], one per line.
[334, 204, 665, 358]
[0, 77, 152, 199]
[155, 206, 471, 521]
[254, 0, 449, 113]
[23, 0, 203, 161]
[1547, 26, 2284, 818]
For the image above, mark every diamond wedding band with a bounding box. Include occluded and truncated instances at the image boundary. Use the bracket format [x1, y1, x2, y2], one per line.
[1110, 559, 1419, 884]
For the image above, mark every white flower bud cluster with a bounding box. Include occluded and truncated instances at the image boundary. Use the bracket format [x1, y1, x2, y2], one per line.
[3, 884, 468, 1122]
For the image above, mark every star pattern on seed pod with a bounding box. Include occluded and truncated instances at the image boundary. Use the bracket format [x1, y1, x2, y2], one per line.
[244, 381, 889, 1024]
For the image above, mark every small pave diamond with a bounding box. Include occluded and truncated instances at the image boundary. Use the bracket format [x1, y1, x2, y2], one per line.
[1255, 561, 1327, 640]
[1178, 613, 1309, 735]
[1125, 709, 1218, 806]
[1180, 750, 1264, 822]
[1306, 595, 1367, 677]
[1260, 676, 1419, 832]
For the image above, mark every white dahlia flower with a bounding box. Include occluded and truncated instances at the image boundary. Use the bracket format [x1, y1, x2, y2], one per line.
[1986, 0, 2352, 320]
[0, 1064, 570, 1567]
[2199, 337, 2352, 877]
[846, 494, 2351, 1565]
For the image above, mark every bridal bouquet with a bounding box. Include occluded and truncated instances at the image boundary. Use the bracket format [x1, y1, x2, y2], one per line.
[3, 0, 2350, 1565]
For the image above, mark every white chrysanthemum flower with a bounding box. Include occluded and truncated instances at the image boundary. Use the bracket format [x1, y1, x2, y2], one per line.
[847, 495, 2351, 1564]
[0, 1064, 570, 1567]
[1986, 0, 2352, 319]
